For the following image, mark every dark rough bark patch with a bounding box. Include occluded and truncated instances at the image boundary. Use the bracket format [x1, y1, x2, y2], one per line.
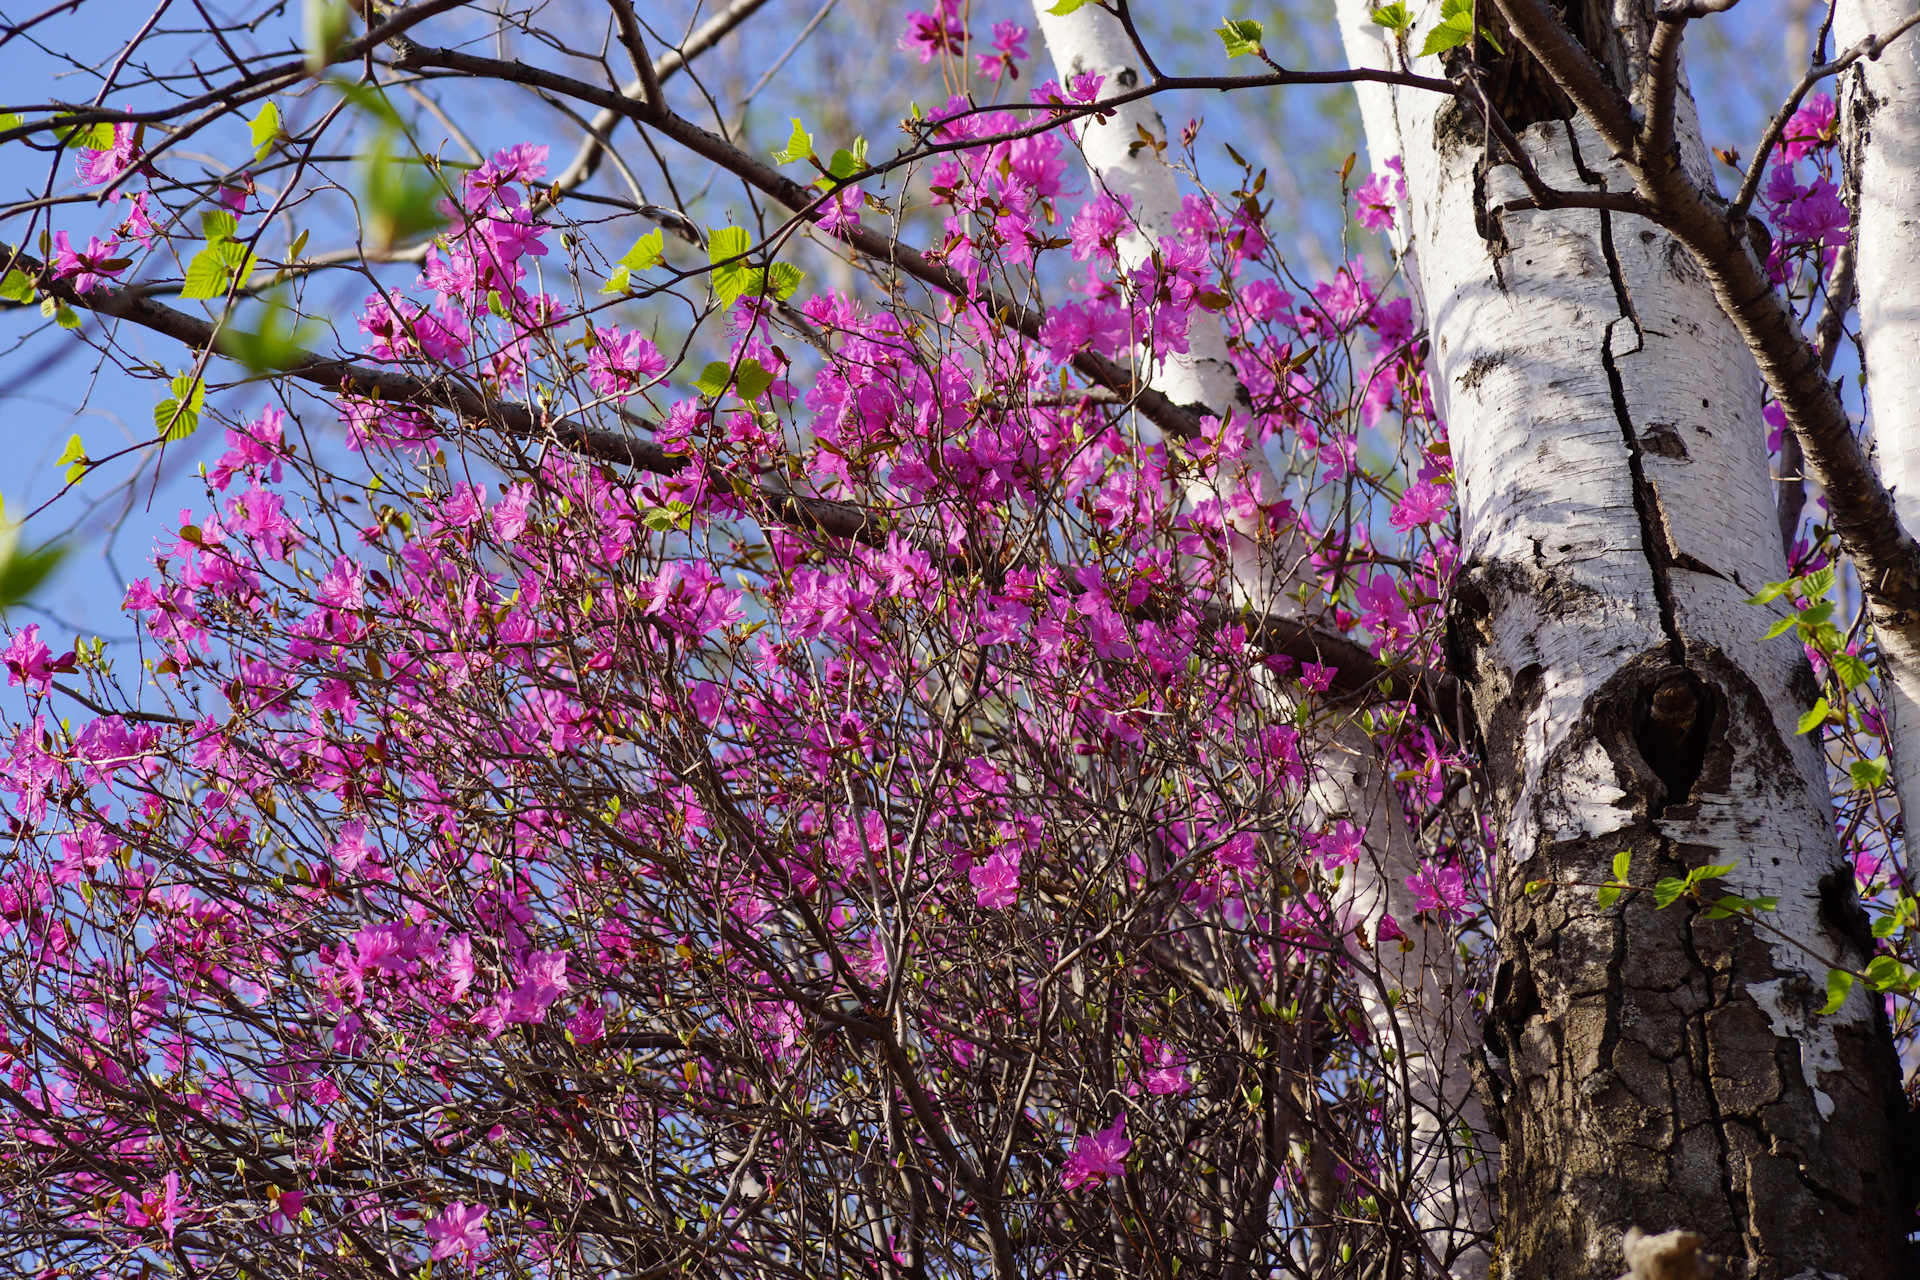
[1481, 647, 1907, 1278]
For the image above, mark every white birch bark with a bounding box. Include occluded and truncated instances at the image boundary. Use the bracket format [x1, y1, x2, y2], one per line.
[1035, 6, 1495, 1275]
[1837, 0, 1920, 877]
[1337, 5, 1903, 1274]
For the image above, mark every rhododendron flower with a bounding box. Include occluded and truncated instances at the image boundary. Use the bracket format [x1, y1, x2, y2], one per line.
[1408, 861, 1469, 921]
[817, 185, 863, 235]
[3, 625, 54, 694]
[970, 848, 1020, 909]
[1353, 171, 1397, 231]
[1312, 820, 1366, 870]
[898, 0, 964, 63]
[1062, 1113, 1131, 1190]
[1778, 92, 1836, 163]
[978, 20, 1030, 78]
[1390, 481, 1451, 530]
[426, 1202, 489, 1262]
[75, 119, 142, 187]
[49, 231, 124, 293]
[1142, 1040, 1190, 1095]
[587, 329, 667, 399]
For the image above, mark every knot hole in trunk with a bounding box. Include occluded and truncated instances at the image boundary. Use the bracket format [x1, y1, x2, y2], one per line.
[1635, 668, 1714, 813]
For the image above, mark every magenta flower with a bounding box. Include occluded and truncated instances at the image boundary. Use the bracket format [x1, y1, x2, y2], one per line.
[3, 625, 54, 695]
[817, 185, 863, 235]
[899, 0, 965, 63]
[1408, 861, 1469, 921]
[977, 20, 1030, 79]
[1142, 1040, 1190, 1095]
[587, 328, 667, 399]
[1311, 820, 1366, 871]
[50, 231, 125, 294]
[970, 848, 1020, 909]
[1062, 1113, 1131, 1191]
[426, 1201, 489, 1262]
[1778, 92, 1836, 163]
[75, 119, 142, 187]
[1353, 171, 1397, 231]
[1390, 481, 1451, 531]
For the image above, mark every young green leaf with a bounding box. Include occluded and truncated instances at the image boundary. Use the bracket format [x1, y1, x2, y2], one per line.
[154, 372, 206, 442]
[1850, 756, 1890, 789]
[1047, 0, 1092, 13]
[1215, 19, 1265, 56]
[201, 208, 239, 244]
[621, 228, 666, 270]
[1818, 967, 1855, 1015]
[1865, 955, 1909, 992]
[1370, 1, 1413, 27]
[1596, 883, 1624, 909]
[0, 269, 33, 303]
[733, 358, 775, 402]
[692, 361, 734, 397]
[1795, 698, 1830, 735]
[57, 434, 88, 484]
[1610, 850, 1631, 882]
[1651, 877, 1688, 909]
[1831, 652, 1872, 689]
[765, 261, 806, 302]
[250, 101, 281, 161]
[773, 118, 814, 165]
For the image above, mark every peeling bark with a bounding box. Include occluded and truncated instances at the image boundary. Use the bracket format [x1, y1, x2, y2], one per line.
[1336, 5, 1908, 1272]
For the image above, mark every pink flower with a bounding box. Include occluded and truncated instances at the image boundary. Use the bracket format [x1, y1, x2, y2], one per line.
[1408, 861, 1469, 921]
[977, 20, 1030, 79]
[425, 1202, 489, 1263]
[50, 231, 124, 294]
[970, 848, 1020, 910]
[1778, 92, 1836, 163]
[899, 0, 965, 63]
[3, 625, 54, 694]
[817, 185, 863, 235]
[1062, 1113, 1131, 1191]
[1300, 662, 1337, 693]
[75, 119, 142, 187]
[1390, 481, 1451, 530]
[587, 329, 667, 399]
[1141, 1040, 1190, 1095]
[1311, 820, 1366, 870]
[1353, 171, 1397, 231]
[1070, 194, 1132, 264]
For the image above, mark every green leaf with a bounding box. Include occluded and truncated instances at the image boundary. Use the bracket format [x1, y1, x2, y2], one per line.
[733, 358, 774, 402]
[1832, 652, 1872, 689]
[0, 112, 22, 135]
[1745, 579, 1794, 606]
[1046, 0, 1092, 13]
[359, 133, 447, 254]
[1611, 850, 1632, 883]
[1866, 955, 1908, 991]
[708, 226, 758, 310]
[1761, 614, 1798, 640]
[53, 304, 80, 330]
[1215, 19, 1265, 56]
[179, 249, 228, 299]
[1596, 883, 1624, 909]
[1795, 698, 1830, 735]
[1651, 877, 1687, 909]
[692, 361, 734, 397]
[250, 101, 281, 161]
[1418, 14, 1474, 56]
[201, 209, 239, 244]
[825, 141, 869, 181]
[1803, 566, 1836, 597]
[0, 528, 66, 610]
[57, 118, 116, 150]
[154, 372, 205, 443]
[1687, 863, 1737, 885]
[773, 118, 814, 165]
[620, 228, 666, 271]
[57, 433, 88, 484]
[1370, 1, 1413, 27]
[0, 269, 32, 303]
[1850, 756, 1890, 789]
[217, 294, 320, 374]
[305, 0, 355, 75]
[1819, 967, 1855, 1015]
[766, 261, 805, 302]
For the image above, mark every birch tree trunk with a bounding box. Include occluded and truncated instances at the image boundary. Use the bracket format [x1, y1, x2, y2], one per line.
[1336, 5, 1910, 1274]
[1034, 7, 1495, 1274]
[1838, 0, 1920, 876]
